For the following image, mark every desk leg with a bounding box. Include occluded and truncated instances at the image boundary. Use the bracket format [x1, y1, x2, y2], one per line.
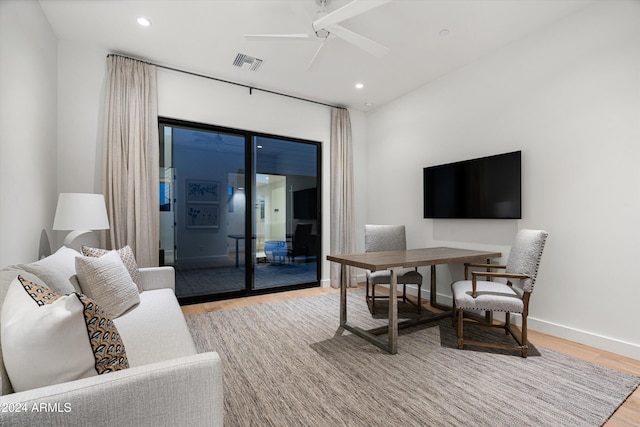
[340, 264, 347, 326]
[430, 265, 436, 306]
[429, 264, 451, 311]
[388, 268, 398, 354]
[337, 263, 398, 354]
[235, 239, 239, 268]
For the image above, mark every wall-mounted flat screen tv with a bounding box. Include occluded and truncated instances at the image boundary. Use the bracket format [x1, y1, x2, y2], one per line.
[423, 151, 521, 219]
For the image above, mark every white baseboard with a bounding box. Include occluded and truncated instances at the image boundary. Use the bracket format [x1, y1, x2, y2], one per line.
[527, 317, 640, 361]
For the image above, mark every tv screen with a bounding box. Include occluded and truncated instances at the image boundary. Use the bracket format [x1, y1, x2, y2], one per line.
[423, 151, 521, 219]
[293, 187, 317, 219]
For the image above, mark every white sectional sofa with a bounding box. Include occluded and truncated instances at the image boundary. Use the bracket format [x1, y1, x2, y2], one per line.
[0, 247, 223, 427]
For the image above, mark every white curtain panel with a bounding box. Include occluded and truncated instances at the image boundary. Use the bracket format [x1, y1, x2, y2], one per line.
[330, 108, 357, 288]
[102, 56, 159, 267]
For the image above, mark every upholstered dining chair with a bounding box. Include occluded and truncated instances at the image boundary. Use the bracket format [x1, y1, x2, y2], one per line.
[451, 229, 548, 357]
[365, 225, 423, 314]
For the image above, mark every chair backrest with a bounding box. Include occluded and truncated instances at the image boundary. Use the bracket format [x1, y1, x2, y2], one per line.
[292, 223, 313, 250]
[364, 225, 407, 253]
[506, 229, 549, 292]
[293, 223, 312, 241]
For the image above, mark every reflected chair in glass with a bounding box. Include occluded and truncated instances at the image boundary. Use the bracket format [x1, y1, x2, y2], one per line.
[451, 229, 548, 357]
[364, 224, 423, 314]
[288, 223, 313, 263]
[264, 240, 287, 264]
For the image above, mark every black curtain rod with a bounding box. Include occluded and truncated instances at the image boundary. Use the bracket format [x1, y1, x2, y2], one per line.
[107, 54, 344, 110]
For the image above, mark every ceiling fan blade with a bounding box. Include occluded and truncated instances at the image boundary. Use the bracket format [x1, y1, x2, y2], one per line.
[247, 3, 315, 41]
[327, 24, 389, 58]
[244, 33, 310, 41]
[306, 39, 328, 71]
[313, 0, 393, 31]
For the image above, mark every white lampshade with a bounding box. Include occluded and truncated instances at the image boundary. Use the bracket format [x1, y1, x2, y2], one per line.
[53, 193, 110, 251]
[53, 193, 110, 231]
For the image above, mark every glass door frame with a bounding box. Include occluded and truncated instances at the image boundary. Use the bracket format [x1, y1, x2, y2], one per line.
[159, 117, 322, 305]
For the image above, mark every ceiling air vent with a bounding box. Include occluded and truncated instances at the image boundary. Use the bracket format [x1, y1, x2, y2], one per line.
[233, 53, 263, 71]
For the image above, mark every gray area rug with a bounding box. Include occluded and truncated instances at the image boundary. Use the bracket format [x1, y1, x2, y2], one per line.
[185, 290, 639, 427]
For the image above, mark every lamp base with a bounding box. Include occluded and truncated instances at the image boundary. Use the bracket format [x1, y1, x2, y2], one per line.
[63, 230, 100, 252]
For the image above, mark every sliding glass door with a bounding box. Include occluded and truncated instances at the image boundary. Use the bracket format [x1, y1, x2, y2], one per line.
[159, 119, 320, 304]
[252, 136, 320, 290]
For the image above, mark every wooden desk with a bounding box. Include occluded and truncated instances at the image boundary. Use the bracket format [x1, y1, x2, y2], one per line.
[227, 234, 246, 268]
[228, 234, 294, 267]
[327, 247, 501, 354]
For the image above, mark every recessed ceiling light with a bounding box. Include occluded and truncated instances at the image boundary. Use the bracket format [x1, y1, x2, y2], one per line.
[355, 83, 364, 90]
[364, 101, 374, 108]
[137, 17, 152, 27]
[439, 29, 450, 37]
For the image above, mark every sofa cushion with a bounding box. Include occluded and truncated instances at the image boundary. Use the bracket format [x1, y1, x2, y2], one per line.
[75, 250, 140, 318]
[114, 288, 197, 367]
[82, 245, 142, 292]
[0, 269, 46, 395]
[18, 246, 81, 294]
[1, 275, 129, 392]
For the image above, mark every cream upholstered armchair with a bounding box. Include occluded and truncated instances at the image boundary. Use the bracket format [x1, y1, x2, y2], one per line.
[451, 229, 548, 357]
[364, 225, 423, 314]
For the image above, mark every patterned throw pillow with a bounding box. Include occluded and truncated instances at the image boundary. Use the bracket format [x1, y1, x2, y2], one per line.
[0, 275, 129, 392]
[82, 245, 142, 292]
[76, 292, 128, 374]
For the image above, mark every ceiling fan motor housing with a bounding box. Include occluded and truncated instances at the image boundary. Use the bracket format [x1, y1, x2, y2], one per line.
[314, 9, 330, 38]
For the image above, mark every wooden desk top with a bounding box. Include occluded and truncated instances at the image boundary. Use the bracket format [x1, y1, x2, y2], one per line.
[327, 247, 501, 272]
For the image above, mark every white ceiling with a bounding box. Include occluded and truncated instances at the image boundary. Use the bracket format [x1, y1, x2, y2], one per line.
[39, 0, 596, 111]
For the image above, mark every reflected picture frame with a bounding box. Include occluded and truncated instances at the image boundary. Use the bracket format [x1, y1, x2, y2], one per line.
[186, 180, 219, 203]
[186, 203, 219, 228]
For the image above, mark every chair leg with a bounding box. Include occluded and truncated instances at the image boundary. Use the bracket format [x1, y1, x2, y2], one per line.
[371, 283, 376, 314]
[365, 278, 374, 314]
[416, 284, 422, 314]
[451, 299, 456, 327]
[521, 313, 528, 358]
[457, 308, 464, 350]
[505, 311, 511, 334]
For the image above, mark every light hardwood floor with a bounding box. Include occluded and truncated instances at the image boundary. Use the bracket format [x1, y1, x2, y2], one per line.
[181, 286, 640, 426]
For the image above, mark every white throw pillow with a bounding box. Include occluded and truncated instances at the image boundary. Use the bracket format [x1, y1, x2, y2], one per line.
[82, 245, 142, 292]
[75, 250, 140, 318]
[1, 275, 129, 392]
[19, 246, 82, 294]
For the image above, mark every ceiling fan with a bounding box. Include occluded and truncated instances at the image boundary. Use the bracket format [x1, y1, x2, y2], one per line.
[244, 0, 393, 70]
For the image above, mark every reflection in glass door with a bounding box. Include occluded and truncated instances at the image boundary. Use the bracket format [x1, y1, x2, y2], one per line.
[160, 122, 247, 302]
[160, 119, 320, 304]
[252, 137, 319, 290]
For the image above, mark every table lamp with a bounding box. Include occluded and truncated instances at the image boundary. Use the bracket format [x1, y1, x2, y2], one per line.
[52, 193, 110, 251]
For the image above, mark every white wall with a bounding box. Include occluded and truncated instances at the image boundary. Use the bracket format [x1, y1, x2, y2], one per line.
[53, 44, 342, 285]
[365, 0, 640, 359]
[0, 1, 58, 266]
[57, 42, 107, 194]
